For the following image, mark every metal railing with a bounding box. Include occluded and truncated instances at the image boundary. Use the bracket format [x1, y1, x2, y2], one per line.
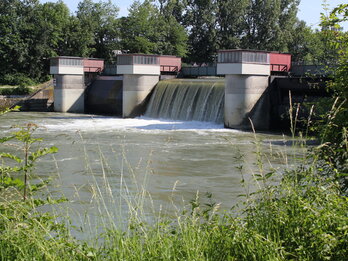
[271, 64, 288, 72]
[84, 66, 103, 73]
[160, 65, 178, 72]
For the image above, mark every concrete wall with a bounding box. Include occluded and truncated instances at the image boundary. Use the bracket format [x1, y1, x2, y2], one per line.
[54, 75, 85, 113]
[117, 65, 160, 75]
[217, 63, 270, 75]
[122, 75, 159, 117]
[224, 75, 269, 129]
[50, 66, 84, 75]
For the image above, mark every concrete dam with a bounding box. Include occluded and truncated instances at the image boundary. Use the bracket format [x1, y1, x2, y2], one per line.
[49, 50, 329, 131]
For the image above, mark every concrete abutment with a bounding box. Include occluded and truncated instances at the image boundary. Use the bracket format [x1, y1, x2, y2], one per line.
[122, 75, 159, 117]
[224, 75, 269, 129]
[54, 75, 85, 113]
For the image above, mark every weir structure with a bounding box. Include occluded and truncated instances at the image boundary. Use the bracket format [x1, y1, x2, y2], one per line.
[49, 51, 304, 131]
[217, 50, 271, 129]
[116, 54, 160, 117]
[50, 57, 104, 113]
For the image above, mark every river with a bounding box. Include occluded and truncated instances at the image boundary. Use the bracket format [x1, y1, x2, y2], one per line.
[0, 112, 304, 237]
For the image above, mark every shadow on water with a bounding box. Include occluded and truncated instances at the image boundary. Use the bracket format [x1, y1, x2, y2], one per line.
[265, 139, 319, 146]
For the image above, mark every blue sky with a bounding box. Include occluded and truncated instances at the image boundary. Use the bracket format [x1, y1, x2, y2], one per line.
[40, 0, 348, 30]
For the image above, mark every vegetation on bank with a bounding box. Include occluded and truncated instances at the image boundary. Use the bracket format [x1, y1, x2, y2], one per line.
[0, 86, 33, 96]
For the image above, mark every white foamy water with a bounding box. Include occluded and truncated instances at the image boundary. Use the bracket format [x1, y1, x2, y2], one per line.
[41, 115, 236, 134]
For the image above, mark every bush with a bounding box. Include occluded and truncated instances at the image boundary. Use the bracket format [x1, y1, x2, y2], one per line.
[0, 86, 32, 95]
[0, 73, 36, 86]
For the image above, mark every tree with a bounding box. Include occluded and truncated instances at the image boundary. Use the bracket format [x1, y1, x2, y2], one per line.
[156, 0, 188, 57]
[316, 4, 348, 192]
[0, 0, 70, 82]
[287, 21, 325, 64]
[216, 0, 248, 49]
[120, 0, 188, 57]
[120, 1, 159, 54]
[27, 1, 70, 79]
[184, 0, 218, 63]
[242, 0, 300, 52]
[76, 0, 120, 60]
[0, 0, 28, 78]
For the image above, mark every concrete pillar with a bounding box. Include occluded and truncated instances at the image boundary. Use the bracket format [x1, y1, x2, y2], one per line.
[54, 75, 85, 113]
[116, 54, 161, 118]
[50, 57, 85, 113]
[217, 50, 271, 129]
[224, 75, 269, 128]
[122, 75, 159, 117]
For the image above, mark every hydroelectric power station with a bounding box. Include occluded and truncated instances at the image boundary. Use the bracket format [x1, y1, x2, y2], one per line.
[49, 50, 328, 131]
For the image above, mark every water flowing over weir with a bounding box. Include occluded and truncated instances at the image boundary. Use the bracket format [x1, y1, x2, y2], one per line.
[145, 79, 225, 123]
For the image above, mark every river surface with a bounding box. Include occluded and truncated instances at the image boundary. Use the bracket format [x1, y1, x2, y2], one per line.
[0, 112, 304, 237]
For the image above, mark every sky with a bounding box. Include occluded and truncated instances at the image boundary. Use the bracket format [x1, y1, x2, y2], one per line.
[40, 0, 348, 31]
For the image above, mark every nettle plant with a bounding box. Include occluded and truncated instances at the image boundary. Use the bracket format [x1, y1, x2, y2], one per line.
[0, 108, 58, 200]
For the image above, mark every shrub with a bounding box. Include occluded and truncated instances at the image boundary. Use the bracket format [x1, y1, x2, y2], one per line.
[0, 86, 32, 95]
[0, 73, 36, 86]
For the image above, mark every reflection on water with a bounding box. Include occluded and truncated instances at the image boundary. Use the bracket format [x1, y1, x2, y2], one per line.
[0, 112, 304, 238]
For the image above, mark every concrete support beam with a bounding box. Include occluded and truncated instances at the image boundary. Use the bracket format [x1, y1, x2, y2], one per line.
[217, 50, 271, 130]
[54, 75, 85, 113]
[224, 75, 269, 129]
[122, 75, 159, 117]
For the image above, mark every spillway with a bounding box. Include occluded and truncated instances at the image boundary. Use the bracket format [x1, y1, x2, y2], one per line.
[145, 79, 225, 123]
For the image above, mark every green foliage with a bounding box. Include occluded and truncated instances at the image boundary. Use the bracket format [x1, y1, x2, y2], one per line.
[0, 86, 33, 95]
[0, 0, 71, 82]
[0, 0, 336, 72]
[241, 0, 299, 52]
[121, 0, 188, 57]
[217, 0, 249, 50]
[75, 0, 120, 61]
[183, 0, 218, 63]
[0, 73, 36, 86]
[313, 4, 348, 192]
[0, 120, 58, 200]
[0, 106, 20, 116]
[0, 199, 92, 261]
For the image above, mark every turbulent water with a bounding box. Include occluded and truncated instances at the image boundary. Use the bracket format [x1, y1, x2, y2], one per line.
[0, 112, 304, 238]
[145, 79, 225, 123]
